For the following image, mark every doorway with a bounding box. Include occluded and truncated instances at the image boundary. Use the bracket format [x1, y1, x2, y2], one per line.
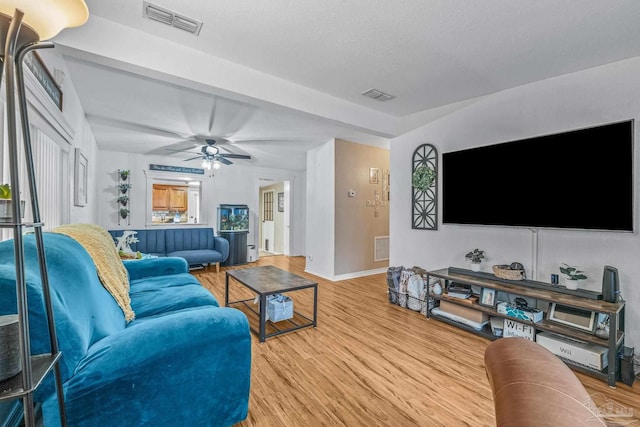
[258, 181, 290, 257]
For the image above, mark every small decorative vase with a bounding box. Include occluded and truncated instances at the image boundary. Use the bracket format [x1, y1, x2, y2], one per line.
[0, 315, 21, 381]
[470, 263, 481, 272]
[565, 280, 579, 290]
[0, 199, 25, 223]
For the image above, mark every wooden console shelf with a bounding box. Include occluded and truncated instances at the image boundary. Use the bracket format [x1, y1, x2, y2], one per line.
[427, 268, 626, 386]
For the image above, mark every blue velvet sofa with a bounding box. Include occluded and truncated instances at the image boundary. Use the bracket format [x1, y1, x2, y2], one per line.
[0, 232, 251, 427]
[108, 227, 229, 271]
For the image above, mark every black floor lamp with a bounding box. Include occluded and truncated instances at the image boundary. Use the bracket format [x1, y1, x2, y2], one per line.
[0, 3, 88, 425]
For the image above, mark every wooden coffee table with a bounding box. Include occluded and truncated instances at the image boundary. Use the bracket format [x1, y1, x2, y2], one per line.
[225, 266, 318, 342]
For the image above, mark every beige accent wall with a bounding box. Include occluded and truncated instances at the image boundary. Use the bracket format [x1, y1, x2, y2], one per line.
[259, 182, 285, 253]
[334, 139, 390, 275]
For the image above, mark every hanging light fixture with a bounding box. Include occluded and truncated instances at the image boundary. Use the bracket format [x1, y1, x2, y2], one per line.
[213, 159, 221, 170]
[201, 158, 212, 170]
[0, 3, 88, 425]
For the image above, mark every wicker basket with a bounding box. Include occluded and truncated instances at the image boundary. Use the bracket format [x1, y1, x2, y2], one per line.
[492, 265, 525, 281]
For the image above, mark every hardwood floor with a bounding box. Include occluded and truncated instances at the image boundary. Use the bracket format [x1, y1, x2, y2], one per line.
[193, 256, 640, 426]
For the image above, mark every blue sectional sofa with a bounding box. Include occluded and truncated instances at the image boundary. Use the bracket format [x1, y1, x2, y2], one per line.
[0, 231, 251, 427]
[108, 227, 229, 271]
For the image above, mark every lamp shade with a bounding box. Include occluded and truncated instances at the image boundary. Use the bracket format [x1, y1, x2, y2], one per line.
[0, 0, 89, 41]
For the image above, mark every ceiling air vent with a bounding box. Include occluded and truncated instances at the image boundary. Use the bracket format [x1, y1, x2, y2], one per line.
[143, 1, 203, 36]
[361, 88, 396, 102]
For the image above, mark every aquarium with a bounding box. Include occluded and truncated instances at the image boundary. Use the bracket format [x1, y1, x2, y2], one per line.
[218, 204, 249, 232]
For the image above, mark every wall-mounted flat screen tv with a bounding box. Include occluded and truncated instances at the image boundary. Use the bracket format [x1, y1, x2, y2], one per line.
[442, 120, 634, 231]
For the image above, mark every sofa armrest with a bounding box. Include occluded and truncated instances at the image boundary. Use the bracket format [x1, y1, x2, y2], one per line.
[484, 338, 606, 427]
[213, 236, 230, 262]
[123, 257, 189, 281]
[44, 306, 251, 426]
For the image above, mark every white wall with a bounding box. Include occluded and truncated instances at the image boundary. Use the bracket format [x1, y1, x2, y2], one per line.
[96, 150, 306, 256]
[305, 140, 336, 278]
[4, 49, 100, 226]
[390, 56, 640, 348]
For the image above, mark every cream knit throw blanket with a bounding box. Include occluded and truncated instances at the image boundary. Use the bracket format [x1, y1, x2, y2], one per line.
[53, 224, 135, 321]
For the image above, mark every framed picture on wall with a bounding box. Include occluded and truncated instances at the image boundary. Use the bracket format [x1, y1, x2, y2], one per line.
[277, 192, 284, 212]
[74, 148, 88, 207]
[369, 168, 379, 184]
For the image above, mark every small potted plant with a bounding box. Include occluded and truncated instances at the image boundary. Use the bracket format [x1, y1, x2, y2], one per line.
[119, 208, 130, 219]
[559, 263, 587, 290]
[412, 165, 436, 192]
[0, 184, 12, 222]
[119, 169, 130, 181]
[117, 195, 129, 207]
[0, 184, 23, 222]
[465, 248, 486, 272]
[118, 183, 132, 194]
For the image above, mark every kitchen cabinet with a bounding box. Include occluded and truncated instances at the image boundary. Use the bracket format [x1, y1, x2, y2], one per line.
[153, 185, 188, 211]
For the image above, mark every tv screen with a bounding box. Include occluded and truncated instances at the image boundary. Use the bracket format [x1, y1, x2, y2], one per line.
[442, 120, 634, 231]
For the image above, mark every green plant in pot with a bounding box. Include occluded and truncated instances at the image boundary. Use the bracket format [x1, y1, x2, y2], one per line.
[119, 169, 130, 181]
[559, 263, 587, 290]
[117, 195, 129, 207]
[119, 208, 130, 219]
[0, 184, 22, 222]
[119, 183, 132, 194]
[465, 248, 486, 272]
[412, 165, 436, 192]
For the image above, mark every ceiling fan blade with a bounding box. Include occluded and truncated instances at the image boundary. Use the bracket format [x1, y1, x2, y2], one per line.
[86, 114, 190, 140]
[220, 153, 251, 160]
[165, 148, 201, 155]
[218, 156, 233, 165]
[183, 155, 202, 161]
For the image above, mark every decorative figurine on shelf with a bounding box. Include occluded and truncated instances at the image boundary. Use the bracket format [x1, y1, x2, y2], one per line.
[559, 263, 587, 290]
[465, 248, 486, 272]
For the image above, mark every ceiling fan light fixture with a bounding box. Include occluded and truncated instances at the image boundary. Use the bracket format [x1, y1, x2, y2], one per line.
[213, 159, 221, 170]
[201, 158, 212, 170]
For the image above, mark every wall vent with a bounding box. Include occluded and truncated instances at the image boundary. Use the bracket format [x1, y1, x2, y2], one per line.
[361, 88, 396, 102]
[374, 236, 390, 262]
[143, 1, 203, 36]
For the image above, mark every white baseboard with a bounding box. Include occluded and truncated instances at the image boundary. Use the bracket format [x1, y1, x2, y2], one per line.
[304, 267, 387, 282]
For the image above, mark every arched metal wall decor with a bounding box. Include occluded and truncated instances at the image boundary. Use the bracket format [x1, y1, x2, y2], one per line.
[411, 144, 438, 230]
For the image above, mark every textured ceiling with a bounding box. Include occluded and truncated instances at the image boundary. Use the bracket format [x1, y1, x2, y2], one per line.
[58, 1, 640, 169]
[83, 0, 640, 116]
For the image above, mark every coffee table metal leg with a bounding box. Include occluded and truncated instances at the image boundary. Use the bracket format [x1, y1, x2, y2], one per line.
[225, 273, 229, 307]
[313, 285, 318, 327]
[259, 294, 267, 343]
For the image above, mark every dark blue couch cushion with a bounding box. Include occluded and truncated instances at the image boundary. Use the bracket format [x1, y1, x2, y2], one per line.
[166, 249, 223, 265]
[165, 228, 214, 251]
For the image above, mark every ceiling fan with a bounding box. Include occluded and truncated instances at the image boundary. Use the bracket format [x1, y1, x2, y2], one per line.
[167, 138, 251, 170]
